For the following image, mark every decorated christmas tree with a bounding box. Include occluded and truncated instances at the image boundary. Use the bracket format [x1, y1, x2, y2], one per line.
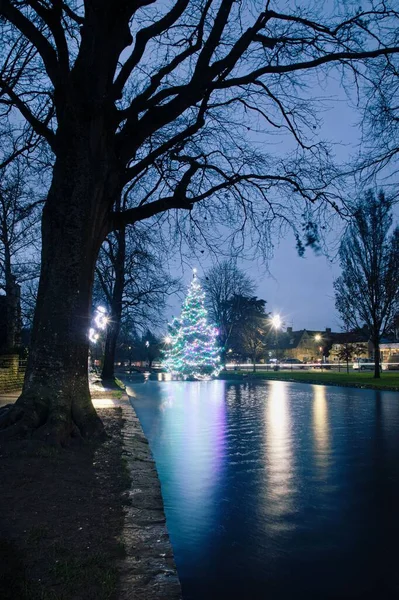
[163, 269, 221, 379]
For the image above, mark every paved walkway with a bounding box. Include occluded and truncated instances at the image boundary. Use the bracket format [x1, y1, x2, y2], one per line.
[0, 391, 19, 407]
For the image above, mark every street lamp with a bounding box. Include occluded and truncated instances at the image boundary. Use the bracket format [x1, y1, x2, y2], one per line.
[314, 334, 323, 365]
[270, 314, 282, 362]
[271, 314, 282, 330]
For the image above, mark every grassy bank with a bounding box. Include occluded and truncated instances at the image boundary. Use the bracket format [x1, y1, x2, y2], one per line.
[0, 391, 130, 600]
[219, 370, 399, 390]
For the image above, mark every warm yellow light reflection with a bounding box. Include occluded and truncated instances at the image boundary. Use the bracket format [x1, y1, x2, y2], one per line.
[312, 385, 330, 465]
[265, 381, 293, 518]
[157, 372, 172, 381]
[92, 398, 116, 408]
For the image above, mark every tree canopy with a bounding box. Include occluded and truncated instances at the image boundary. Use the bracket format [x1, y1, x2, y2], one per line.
[334, 190, 399, 378]
[2, 1, 399, 242]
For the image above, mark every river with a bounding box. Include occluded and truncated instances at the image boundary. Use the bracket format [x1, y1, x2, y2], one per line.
[126, 379, 399, 599]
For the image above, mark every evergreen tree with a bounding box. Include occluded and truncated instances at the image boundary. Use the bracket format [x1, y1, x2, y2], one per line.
[163, 271, 221, 379]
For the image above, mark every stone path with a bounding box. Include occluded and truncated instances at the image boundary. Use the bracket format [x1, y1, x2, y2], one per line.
[0, 388, 182, 599]
[0, 391, 19, 407]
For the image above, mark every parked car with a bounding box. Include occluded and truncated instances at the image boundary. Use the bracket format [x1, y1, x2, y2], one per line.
[353, 359, 386, 371]
[312, 360, 332, 370]
[281, 358, 306, 370]
[283, 358, 303, 364]
[385, 358, 399, 370]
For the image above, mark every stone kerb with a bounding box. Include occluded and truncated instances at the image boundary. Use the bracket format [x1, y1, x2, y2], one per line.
[119, 395, 182, 600]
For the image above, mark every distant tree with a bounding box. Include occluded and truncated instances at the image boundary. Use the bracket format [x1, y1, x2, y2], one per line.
[357, 53, 399, 190]
[336, 343, 367, 374]
[202, 261, 255, 361]
[0, 158, 40, 351]
[139, 331, 161, 369]
[334, 190, 399, 378]
[227, 295, 269, 370]
[94, 223, 178, 381]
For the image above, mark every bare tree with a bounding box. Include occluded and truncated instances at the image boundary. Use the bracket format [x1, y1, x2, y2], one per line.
[0, 153, 40, 351]
[334, 190, 399, 378]
[202, 260, 255, 360]
[94, 222, 178, 381]
[228, 295, 269, 370]
[336, 343, 367, 374]
[1, 2, 399, 442]
[356, 54, 399, 190]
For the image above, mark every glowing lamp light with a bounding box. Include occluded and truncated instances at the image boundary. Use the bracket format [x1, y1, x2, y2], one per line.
[314, 334, 322, 342]
[271, 314, 282, 330]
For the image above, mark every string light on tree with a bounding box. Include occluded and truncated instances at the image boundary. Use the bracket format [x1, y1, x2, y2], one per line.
[162, 269, 221, 379]
[89, 328, 100, 344]
[94, 306, 109, 330]
[88, 306, 109, 343]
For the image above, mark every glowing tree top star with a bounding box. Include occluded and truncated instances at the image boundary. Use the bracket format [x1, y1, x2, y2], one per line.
[162, 270, 221, 379]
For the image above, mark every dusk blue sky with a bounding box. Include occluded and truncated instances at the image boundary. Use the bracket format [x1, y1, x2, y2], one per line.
[165, 76, 371, 332]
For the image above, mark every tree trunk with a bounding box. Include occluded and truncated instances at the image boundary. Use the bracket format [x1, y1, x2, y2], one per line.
[101, 227, 126, 382]
[2, 230, 21, 351]
[0, 132, 117, 444]
[373, 338, 381, 379]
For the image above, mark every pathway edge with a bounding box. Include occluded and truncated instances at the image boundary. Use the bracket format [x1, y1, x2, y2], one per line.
[119, 393, 182, 600]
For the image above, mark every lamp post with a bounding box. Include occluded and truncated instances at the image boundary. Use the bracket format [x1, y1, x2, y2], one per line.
[314, 334, 323, 369]
[270, 314, 281, 367]
[144, 340, 150, 368]
[128, 345, 132, 371]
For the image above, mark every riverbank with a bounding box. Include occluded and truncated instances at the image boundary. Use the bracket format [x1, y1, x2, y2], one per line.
[218, 370, 399, 391]
[0, 388, 181, 600]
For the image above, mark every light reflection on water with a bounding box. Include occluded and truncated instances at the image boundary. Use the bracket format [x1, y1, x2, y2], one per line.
[313, 384, 330, 470]
[127, 379, 399, 600]
[265, 381, 294, 520]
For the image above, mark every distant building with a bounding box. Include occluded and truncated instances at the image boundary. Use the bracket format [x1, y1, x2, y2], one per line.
[271, 327, 335, 362]
[328, 331, 370, 362]
[379, 342, 399, 364]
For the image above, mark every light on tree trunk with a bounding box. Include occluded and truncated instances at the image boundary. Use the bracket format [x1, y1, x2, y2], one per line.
[94, 306, 109, 330]
[89, 328, 99, 343]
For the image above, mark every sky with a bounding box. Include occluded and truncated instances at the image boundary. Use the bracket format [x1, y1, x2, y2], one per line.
[165, 75, 363, 333]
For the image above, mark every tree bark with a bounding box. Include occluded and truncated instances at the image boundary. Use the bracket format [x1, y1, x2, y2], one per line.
[1, 220, 21, 351]
[0, 122, 118, 444]
[101, 227, 126, 382]
[373, 338, 381, 379]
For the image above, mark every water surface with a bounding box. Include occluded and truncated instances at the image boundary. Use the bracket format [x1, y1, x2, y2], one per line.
[127, 379, 399, 599]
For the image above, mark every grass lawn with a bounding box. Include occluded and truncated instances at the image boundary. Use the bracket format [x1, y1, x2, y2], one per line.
[219, 370, 399, 390]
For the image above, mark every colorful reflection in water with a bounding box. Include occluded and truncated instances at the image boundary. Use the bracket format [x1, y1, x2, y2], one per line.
[128, 379, 399, 600]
